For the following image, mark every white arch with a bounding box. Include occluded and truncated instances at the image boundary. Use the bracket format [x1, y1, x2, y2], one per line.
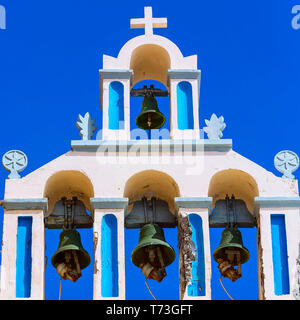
[103, 34, 197, 71]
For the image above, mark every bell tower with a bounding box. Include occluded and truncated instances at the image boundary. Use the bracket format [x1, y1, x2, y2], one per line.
[0, 6, 299, 301]
[100, 6, 201, 141]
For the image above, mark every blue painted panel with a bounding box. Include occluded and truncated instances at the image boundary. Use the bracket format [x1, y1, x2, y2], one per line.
[16, 216, 32, 298]
[177, 81, 194, 130]
[109, 81, 124, 130]
[271, 214, 290, 295]
[187, 214, 205, 296]
[101, 214, 119, 297]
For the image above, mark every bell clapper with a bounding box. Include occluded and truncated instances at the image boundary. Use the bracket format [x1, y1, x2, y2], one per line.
[65, 250, 71, 263]
[156, 246, 167, 278]
[140, 245, 167, 283]
[56, 262, 68, 280]
[72, 249, 82, 277]
[148, 247, 156, 264]
[236, 252, 242, 276]
[217, 249, 242, 282]
[147, 113, 152, 139]
[156, 246, 164, 267]
[140, 262, 155, 279]
[217, 258, 241, 282]
[217, 255, 238, 300]
[56, 250, 82, 282]
[225, 249, 235, 264]
[142, 247, 160, 300]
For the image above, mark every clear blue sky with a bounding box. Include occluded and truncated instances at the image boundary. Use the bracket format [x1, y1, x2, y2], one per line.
[0, 0, 299, 300]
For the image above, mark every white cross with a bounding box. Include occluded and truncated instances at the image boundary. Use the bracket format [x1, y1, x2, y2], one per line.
[130, 7, 167, 36]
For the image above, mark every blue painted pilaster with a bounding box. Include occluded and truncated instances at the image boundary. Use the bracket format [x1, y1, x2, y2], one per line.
[109, 81, 124, 130]
[176, 81, 194, 130]
[101, 214, 119, 297]
[271, 214, 290, 295]
[16, 216, 32, 298]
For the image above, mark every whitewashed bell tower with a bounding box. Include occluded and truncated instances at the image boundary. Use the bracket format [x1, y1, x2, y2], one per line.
[100, 6, 201, 141]
[0, 7, 299, 300]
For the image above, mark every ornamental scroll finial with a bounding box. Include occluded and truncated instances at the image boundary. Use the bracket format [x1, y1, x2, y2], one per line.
[274, 150, 299, 179]
[203, 113, 226, 140]
[76, 112, 97, 141]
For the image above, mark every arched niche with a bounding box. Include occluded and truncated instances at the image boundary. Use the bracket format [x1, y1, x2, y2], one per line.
[130, 79, 170, 139]
[130, 44, 171, 87]
[177, 81, 194, 130]
[208, 169, 259, 300]
[124, 170, 180, 300]
[123, 170, 180, 214]
[44, 170, 94, 215]
[101, 214, 119, 297]
[44, 171, 95, 299]
[208, 169, 259, 214]
[109, 81, 124, 130]
[105, 33, 196, 72]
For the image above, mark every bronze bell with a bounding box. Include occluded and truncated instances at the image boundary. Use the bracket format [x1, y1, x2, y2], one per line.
[131, 223, 175, 282]
[213, 227, 249, 281]
[51, 229, 91, 282]
[136, 95, 166, 130]
[131, 85, 168, 136]
[213, 227, 250, 264]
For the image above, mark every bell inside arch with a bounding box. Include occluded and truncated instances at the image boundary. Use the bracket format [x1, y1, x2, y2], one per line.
[210, 195, 253, 282]
[131, 223, 175, 282]
[51, 229, 91, 282]
[131, 84, 168, 138]
[48, 197, 92, 283]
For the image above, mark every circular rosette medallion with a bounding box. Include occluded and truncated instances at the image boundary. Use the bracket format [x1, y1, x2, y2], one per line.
[274, 150, 299, 179]
[2, 150, 28, 179]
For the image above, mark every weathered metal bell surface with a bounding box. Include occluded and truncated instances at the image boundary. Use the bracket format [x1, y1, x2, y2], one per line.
[125, 198, 177, 229]
[136, 96, 166, 130]
[131, 223, 175, 268]
[213, 228, 250, 265]
[45, 197, 93, 229]
[51, 229, 91, 270]
[209, 198, 256, 228]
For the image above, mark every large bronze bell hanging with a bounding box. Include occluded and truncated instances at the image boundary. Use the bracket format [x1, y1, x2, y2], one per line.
[51, 229, 91, 282]
[131, 223, 175, 282]
[136, 95, 166, 130]
[213, 228, 249, 281]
